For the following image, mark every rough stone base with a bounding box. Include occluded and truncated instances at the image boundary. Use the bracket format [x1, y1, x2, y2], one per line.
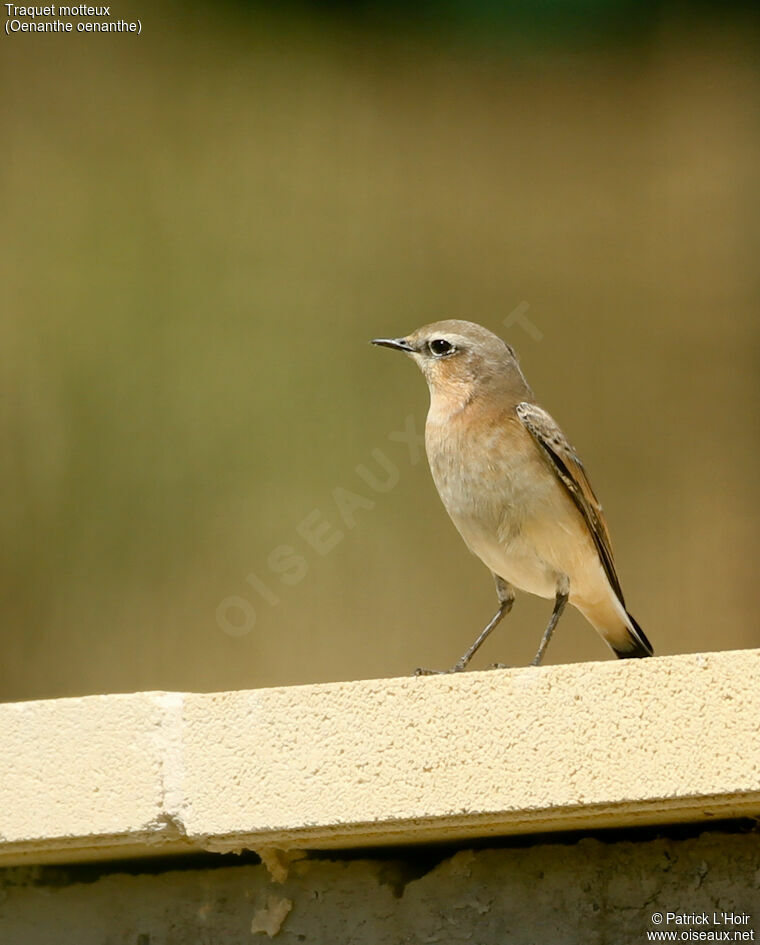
[1, 830, 758, 944]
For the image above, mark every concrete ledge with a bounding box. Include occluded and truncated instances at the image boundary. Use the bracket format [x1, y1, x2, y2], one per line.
[1, 650, 759, 866]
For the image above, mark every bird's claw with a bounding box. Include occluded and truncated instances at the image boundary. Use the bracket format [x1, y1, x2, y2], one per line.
[413, 662, 468, 676]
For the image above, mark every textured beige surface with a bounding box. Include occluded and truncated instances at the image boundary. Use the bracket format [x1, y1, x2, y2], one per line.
[0, 692, 192, 863]
[1, 650, 759, 866]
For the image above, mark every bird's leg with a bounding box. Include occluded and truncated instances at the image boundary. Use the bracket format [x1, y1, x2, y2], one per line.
[530, 577, 570, 667]
[415, 576, 514, 676]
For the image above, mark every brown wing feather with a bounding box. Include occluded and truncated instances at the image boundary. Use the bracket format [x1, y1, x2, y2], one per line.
[515, 402, 625, 606]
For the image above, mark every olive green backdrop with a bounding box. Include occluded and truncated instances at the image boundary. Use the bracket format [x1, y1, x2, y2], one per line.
[2, 3, 758, 700]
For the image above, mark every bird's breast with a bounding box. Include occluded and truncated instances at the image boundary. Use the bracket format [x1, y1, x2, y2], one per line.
[424, 404, 581, 598]
[425, 408, 539, 525]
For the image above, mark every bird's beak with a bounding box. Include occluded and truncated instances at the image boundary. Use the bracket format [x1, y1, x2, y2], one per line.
[371, 337, 415, 353]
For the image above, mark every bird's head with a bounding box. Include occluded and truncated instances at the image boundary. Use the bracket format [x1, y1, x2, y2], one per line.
[372, 319, 529, 404]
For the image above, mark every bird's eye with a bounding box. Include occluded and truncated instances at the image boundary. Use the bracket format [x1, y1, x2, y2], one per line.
[429, 338, 455, 357]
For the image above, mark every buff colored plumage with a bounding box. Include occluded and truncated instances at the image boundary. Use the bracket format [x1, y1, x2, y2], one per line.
[372, 319, 652, 671]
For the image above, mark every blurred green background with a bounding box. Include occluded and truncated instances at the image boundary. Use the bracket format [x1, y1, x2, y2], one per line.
[2, 2, 758, 701]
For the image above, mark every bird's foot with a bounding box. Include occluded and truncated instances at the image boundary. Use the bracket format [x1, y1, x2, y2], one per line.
[413, 663, 466, 676]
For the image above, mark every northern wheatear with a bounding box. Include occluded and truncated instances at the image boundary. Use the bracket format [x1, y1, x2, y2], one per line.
[372, 320, 652, 671]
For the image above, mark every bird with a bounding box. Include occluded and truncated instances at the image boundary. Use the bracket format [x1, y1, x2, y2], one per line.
[371, 319, 652, 672]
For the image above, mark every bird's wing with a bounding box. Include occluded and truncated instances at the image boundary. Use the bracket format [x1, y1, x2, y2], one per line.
[515, 401, 625, 606]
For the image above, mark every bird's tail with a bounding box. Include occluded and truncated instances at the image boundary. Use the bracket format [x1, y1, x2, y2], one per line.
[577, 595, 654, 659]
[612, 611, 654, 660]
